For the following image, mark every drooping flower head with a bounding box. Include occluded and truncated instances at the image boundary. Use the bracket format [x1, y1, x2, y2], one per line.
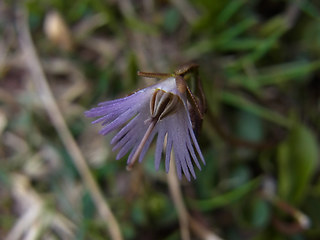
[85, 63, 206, 180]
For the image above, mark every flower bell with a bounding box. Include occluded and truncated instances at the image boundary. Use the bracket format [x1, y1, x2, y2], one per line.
[85, 64, 206, 180]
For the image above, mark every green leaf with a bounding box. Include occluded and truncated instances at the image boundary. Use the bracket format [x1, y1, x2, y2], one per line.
[189, 177, 261, 211]
[242, 197, 271, 228]
[220, 91, 290, 127]
[186, 17, 256, 57]
[235, 110, 264, 142]
[216, 0, 248, 27]
[290, 124, 319, 204]
[230, 60, 320, 87]
[277, 123, 319, 205]
[163, 7, 181, 34]
[250, 198, 270, 228]
[277, 141, 291, 200]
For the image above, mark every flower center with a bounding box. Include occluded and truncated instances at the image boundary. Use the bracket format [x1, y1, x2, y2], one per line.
[127, 89, 181, 171]
[150, 89, 180, 121]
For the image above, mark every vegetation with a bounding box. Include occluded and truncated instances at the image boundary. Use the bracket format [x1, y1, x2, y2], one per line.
[1, 0, 319, 239]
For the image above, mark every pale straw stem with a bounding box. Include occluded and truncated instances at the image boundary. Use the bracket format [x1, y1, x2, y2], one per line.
[167, 151, 190, 240]
[15, 6, 123, 240]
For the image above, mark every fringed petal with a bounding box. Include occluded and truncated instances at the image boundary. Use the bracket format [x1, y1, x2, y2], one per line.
[85, 76, 205, 180]
[155, 98, 205, 180]
[111, 114, 139, 145]
[154, 131, 166, 171]
[165, 136, 173, 173]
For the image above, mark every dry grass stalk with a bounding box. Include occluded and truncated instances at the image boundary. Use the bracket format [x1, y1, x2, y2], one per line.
[15, 6, 123, 240]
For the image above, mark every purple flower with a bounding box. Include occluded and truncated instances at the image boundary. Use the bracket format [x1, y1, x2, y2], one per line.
[85, 74, 205, 180]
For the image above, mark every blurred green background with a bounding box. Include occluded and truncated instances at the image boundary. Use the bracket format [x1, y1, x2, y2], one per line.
[1, 0, 319, 239]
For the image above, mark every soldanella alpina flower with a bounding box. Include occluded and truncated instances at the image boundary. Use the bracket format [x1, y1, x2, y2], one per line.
[85, 64, 206, 180]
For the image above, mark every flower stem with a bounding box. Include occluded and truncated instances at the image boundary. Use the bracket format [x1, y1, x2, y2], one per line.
[137, 71, 171, 79]
[167, 151, 190, 240]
